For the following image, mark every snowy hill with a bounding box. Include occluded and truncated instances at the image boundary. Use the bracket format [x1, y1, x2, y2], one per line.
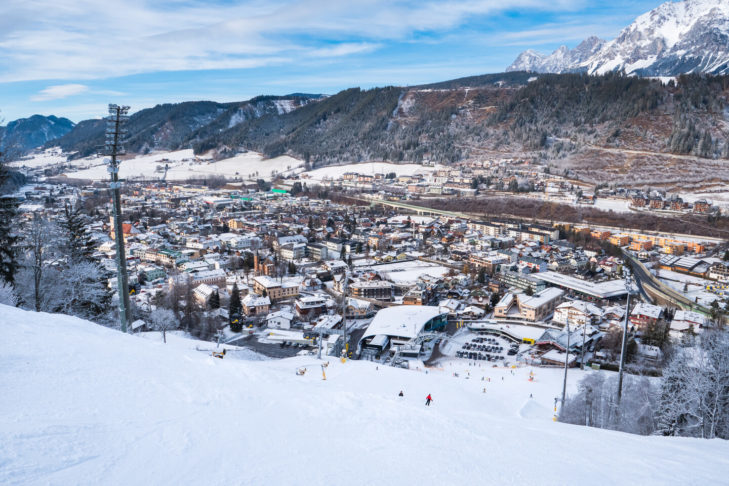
[507, 0, 729, 76]
[2, 304, 728, 485]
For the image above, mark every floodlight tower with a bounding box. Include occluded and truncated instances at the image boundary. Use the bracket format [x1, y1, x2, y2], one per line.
[106, 104, 132, 332]
[340, 272, 348, 358]
[617, 269, 634, 404]
[560, 320, 571, 415]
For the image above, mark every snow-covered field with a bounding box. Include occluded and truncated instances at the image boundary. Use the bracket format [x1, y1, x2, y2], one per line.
[10, 149, 303, 182]
[681, 189, 729, 209]
[302, 162, 440, 182]
[7, 148, 67, 169]
[2, 304, 728, 485]
[592, 197, 633, 213]
[65, 150, 302, 182]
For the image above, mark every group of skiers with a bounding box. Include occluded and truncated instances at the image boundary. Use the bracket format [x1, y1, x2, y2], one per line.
[397, 390, 433, 406]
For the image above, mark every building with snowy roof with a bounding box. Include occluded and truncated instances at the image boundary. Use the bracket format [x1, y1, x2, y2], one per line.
[345, 298, 374, 318]
[295, 295, 328, 321]
[193, 283, 219, 306]
[242, 293, 271, 316]
[630, 303, 664, 330]
[553, 300, 603, 328]
[359, 306, 447, 355]
[531, 271, 628, 300]
[494, 287, 564, 322]
[670, 310, 708, 332]
[266, 310, 294, 330]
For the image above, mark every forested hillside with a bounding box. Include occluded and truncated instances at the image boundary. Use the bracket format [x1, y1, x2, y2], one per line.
[0, 115, 74, 158]
[50, 96, 318, 159]
[46, 72, 729, 175]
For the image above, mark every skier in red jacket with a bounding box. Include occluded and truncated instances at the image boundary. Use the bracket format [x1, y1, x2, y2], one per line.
[425, 394, 432, 406]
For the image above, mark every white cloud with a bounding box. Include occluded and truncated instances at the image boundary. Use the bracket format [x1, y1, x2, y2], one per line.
[309, 43, 381, 58]
[30, 84, 89, 101]
[0, 0, 587, 82]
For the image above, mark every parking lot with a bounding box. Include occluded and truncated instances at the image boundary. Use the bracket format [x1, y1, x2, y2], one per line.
[440, 330, 520, 364]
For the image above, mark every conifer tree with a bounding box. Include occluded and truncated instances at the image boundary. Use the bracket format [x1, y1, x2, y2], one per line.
[229, 282, 242, 332]
[0, 160, 19, 285]
[209, 289, 220, 309]
[61, 201, 96, 263]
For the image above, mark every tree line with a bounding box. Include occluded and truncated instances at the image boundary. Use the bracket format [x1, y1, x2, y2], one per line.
[560, 331, 729, 440]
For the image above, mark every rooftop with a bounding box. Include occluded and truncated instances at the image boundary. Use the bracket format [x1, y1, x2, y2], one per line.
[532, 272, 628, 299]
[363, 306, 445, 341]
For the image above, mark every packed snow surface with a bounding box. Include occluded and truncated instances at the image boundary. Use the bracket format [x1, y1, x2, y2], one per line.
[2, 304, 728, 485]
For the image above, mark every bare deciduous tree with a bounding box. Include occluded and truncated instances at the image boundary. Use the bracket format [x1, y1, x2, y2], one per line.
[148, 308, 178, 344]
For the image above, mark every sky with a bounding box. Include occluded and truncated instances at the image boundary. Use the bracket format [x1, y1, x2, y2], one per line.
[0, 0, 666, 123]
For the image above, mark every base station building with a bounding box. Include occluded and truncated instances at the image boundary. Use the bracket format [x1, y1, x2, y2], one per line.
[359, 306, 447, 359]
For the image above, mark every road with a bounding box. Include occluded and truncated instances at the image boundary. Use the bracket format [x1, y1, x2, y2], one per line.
[623, 251, 710, 315]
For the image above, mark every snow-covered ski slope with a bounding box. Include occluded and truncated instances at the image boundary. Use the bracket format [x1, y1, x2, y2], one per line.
[1, 304, 727, 485]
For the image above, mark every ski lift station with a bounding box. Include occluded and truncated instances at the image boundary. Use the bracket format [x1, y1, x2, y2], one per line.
[359, 306, 447, 359]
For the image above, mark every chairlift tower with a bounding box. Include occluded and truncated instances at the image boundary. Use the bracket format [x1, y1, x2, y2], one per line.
[106, 104, 132, 332]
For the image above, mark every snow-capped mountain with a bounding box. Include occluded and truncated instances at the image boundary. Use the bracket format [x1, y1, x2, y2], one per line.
[507, 0, 729, 76]
[508, 37, 606, 74]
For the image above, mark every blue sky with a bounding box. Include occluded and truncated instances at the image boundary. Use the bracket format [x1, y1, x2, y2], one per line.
[0, 0, 665, 123]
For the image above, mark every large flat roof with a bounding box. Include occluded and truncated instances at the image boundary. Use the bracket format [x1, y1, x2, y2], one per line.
[532, 272, 628, 299]
[363, 306, 444, 341]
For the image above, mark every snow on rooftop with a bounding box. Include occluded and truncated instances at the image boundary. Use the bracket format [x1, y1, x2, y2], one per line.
[519, 287, 564, 308]
[363, 305, 443, 340]
[533, 272, 628, 299]
[541, 349, 577, 364]
[631, 302, 663, 319]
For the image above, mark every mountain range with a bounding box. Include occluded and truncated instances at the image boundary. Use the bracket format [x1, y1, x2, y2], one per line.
[507, 0, 729, 76]
[2, 0, 729, 192]
[0, 115, 75, 158]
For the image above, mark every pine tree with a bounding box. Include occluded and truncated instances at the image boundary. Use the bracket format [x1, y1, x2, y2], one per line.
[59, 200, 112, 320]
[209, 289, 220, 310]
[229, 282, 242, 332]
[61, 201, 95, 263]
[0, 161, 19, 285]
[477, 267, 486, 284]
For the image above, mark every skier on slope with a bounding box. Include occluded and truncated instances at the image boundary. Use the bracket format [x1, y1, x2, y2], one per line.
[425, 394, 433, 406]
[399, 390, 404, 397]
